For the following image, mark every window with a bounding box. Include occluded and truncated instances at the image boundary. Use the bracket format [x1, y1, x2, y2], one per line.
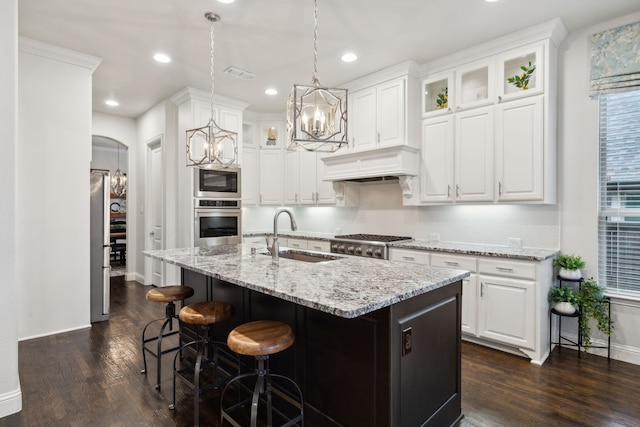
[598, 89, 640, 294]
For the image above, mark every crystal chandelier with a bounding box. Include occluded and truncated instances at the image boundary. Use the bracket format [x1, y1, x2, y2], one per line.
[186, 12, 238, 168]
[111, 144, 127, 196]
[287, 0, 348, 152]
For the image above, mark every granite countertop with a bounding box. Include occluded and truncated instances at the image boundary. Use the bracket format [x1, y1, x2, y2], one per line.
[143, 244, 469, 319]
[244, 232, 559, 261]
[391, 240, 559, 261]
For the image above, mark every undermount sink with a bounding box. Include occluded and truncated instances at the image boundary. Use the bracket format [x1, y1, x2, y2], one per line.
[261, 249, 344, 263]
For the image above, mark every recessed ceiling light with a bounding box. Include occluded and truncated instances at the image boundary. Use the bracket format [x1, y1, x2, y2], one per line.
[265, 88, 278, 95]
[105, 99, 119, 107]
[217, 0, 236, 3]
[485, 0, 499, 2]
[341, 52, 358, 63]
[153, 53, 171, 63]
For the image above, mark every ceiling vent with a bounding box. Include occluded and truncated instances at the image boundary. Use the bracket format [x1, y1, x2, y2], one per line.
[223, 66, 255, 80]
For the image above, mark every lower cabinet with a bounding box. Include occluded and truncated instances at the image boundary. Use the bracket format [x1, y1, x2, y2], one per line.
[389, 247, 553, 364]
[477, 274, 535, 350]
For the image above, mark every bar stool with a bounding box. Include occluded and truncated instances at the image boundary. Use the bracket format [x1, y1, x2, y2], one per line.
[141, 285, 194, 389]
[221, 320, 304, 427]
[169, 301, 235, 427]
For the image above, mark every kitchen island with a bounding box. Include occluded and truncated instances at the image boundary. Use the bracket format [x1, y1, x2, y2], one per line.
[144, 244, 470, 426]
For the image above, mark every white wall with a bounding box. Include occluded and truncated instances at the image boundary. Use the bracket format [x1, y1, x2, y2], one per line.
[17, 39, 100, 340]
[93, 113, 137, 281]
[557, 10, 640, 363]
[0, 0, 22, 417]
[244, 184, 561, 249]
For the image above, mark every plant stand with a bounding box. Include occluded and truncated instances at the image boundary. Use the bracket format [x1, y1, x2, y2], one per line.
[549, 276, 611, 359]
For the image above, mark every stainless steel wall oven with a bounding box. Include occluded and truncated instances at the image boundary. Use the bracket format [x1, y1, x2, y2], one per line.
[194, 199, 242, 247]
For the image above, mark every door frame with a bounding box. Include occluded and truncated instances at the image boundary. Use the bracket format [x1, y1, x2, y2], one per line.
[144, 135, 165, 286]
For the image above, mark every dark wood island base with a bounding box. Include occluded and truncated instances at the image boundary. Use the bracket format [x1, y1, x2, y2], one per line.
[182, 269, 462, 427]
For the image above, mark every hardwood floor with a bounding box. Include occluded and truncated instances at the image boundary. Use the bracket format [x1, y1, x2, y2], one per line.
[1, 278, 639, 427]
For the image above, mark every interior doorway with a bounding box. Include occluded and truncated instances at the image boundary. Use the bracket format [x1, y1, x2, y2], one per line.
[91, 136, 128, 277]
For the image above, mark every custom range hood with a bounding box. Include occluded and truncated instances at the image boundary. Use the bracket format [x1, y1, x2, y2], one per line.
[320, 144, 419, 197]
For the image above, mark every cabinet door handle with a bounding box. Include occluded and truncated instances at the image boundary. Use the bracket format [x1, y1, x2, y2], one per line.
[444, 261, 459, 266]
[496, 267, 514, 272]
[316, 192, 319, 202]
[456, 185, 460, 198]
[481, 282, 484, 297]
[377, 131, 381, 143]
[498, 181, 503, 196]
[402, 256, 415, 261]
[498, 95, 503, 103]
[447, 185, 451, 198]
[260, 194, 263, 203]
[312, 245, 322, 250]
[295, 193, 298, 203]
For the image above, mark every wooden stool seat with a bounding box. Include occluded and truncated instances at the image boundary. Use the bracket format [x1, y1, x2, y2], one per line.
[179, 301, 233, 325]
[227, 320, 295, 357]
[146, 285, 194, 303]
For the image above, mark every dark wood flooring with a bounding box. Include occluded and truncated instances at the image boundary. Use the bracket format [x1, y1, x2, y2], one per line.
[1, 278, 639, 427]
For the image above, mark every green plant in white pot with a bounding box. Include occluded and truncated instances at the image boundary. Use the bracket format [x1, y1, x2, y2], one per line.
[548, 286, 578, 315]
[553, 254, 585, 280]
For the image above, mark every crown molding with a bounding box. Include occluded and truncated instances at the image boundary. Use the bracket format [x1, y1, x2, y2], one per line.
[18, 36, 102, 73]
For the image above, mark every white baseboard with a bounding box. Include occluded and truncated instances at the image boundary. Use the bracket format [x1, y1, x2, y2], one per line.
[0, 387, 22, 418]
[18, 324, 91, 342]
[559, 332, 640, 366]
[128, 272, 144, 283]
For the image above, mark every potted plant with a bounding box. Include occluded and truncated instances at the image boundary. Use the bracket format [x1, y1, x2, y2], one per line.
[577, 277, 614, 351]
[548, 286, 578, 315]
[553, 254, 585, 280]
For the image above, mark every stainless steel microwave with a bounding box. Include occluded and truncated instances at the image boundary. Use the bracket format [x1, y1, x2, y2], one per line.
[194, 167, 241, 199]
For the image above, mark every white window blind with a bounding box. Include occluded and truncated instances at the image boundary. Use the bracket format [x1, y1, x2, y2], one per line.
[598, 89, 640, 294]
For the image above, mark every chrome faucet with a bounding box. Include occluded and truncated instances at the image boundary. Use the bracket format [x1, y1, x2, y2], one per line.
[272, 207, 298, 262]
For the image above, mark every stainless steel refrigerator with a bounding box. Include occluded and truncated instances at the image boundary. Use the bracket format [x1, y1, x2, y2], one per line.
[90, 169, 110, 322]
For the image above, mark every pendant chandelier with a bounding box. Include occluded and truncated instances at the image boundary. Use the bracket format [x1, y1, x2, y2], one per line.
[186, 12, 238, 168]
[111, 144, 127, 196]
[286, 0, 348, 152]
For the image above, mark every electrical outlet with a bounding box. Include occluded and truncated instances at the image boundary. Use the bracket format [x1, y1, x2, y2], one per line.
[402, 327, 412, 356]
[508, 238, 522, 248]
[429, 233, 440, 242]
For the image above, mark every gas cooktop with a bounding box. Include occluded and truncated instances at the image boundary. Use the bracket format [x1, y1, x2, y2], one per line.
[333, 234, 413, 243]
[330, 234, 412, 259]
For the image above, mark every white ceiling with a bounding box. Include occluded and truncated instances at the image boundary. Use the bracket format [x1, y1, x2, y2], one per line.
[18, 0, 640, 118]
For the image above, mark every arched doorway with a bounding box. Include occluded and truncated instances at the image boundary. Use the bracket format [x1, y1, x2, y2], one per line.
[90, 136, 128, 322]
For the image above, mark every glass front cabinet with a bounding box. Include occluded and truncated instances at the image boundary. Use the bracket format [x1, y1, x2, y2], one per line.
[497, 43, 544, 102]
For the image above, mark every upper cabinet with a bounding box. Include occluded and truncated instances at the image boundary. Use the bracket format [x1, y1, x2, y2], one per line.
[455, 60, 495, 111]
[409, 19, 567, 206]
[422, 72, 453, 118]
[350, 76, 407, 150]
[497, 43, 544, 102]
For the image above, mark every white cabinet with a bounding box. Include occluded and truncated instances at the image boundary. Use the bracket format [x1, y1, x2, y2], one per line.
[422, 73, 453, 118]
[455, 106, 494, 202]
[431, 253, 478, 336]
[495, 95, 544, 202]
[284, 151, 335, 206]
[455, 60, 494, 111]
[283, 238, 331, 252]
[497, 43, 544, 102]
[477, 257, 536, 350]
[414, 21, 565, 206]
[421, 107, 494, 203]
[389, 248, 430, 264]
[242, 146, 259, 205]
[259, 149, 283, 205]
[421, 116, 454, 202]
[349, 77, 407, 149]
